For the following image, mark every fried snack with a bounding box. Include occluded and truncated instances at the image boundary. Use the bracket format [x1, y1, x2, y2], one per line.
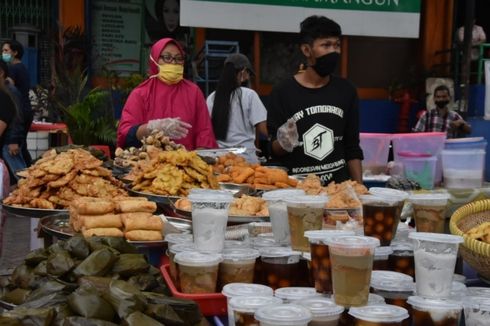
[174, 198, 192, 211]
[82, 214, 122, 229]
[297, 174, 324, 195]
[82, 228, 124, 238]
[229, 195, 268, 217]
[125, 230, 163, 241]
[116, 200, 157, 213]
[120, 212, 153, 223]
[466, 222, 490, 243]
[74, 198, 115, 215]
[122, 214, 163, 231]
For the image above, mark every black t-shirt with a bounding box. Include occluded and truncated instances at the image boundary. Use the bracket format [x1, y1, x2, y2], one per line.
[267, 75, 364, 183]
[9, 63, 30, 100]
[0, 90, 16, 146]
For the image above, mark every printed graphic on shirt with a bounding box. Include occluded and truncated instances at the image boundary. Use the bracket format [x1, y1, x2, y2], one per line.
[303, 123, 334, 160]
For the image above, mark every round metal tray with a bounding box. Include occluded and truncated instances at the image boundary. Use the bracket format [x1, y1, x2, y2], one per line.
[0, 299, 15, 311]
[2, 203, 69, 218]
[125, 186, 181, 205]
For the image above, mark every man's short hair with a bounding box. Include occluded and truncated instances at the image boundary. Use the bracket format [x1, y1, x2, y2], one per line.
[299, 15, 341, 45]
[2, 40, 24, 59]
[433, 84, 450, 96]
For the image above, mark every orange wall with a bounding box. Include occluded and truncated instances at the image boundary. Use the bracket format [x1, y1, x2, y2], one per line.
[59, 0, 85, 30]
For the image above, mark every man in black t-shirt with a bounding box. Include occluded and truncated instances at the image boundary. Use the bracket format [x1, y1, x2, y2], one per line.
[268, 15, 363, 184]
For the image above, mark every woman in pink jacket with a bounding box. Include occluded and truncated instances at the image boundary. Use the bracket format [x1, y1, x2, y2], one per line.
[117, 37, 217, 150]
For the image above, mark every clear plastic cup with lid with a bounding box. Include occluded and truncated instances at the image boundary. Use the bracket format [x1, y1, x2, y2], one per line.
[222, 283, 274, 326]
[188, 189, 233, 252]
[304, 230, 355, 294]
[370, 276, 415, 321]
[467, 287, 490, 297]
[258, 247, 304, 290]
[295, 297, 344, 326]
[371, 270, 414, 284]
[361, 194, 402, 246]
[217, 248, 260, 290]
[452, 273, 466, 284]
[373, 246, 394, 270]
[174, 251, 223, 294]
[408, 232, 463, 299]
[349, 304, 409, 325]
[167, 242, 195, 287]
[408, 193, 450, 233]
[165, 233, 193, 247]
[229, 296, 283, 326]
[463, 295, 490, 326]
[285, 195, 328, 252]
[449, 281, 467, 302]
[262, 189, 306, 246]
[224, 240, 250, 249]
[255, 303, 313, 326]
[274, 287, 320, 303]
[407, 296, 462, 326]
[326, 235, 380, 307]
[388, 241, 415, 278]
[337, 293, 386, 326]
[250, 236, 277, 249]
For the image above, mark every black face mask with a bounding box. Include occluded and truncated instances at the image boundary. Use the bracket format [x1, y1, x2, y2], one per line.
[311, 52, 340, 77]
[240, 80, 250, 88]
[435, 100, 449, 108]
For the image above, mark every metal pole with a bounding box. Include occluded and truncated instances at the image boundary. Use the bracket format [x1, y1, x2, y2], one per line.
[459, 0, 475, 116]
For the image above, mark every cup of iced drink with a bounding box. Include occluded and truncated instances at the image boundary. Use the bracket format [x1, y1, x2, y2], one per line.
[229, 296, 283, 326]
[349, 304, 409, 326]
[388, 242, 415, 278]
[409, 232, 463, 298]
[373, 246, 393, 270]
[369, 187, 409, 223]
[337, 294, 386, 326]
[188, 189, 233, 252]
[407, 296, 462, 326]
[257, 247, 305, 290]
[174, 251, 223, 293]
[295, 297, 344, 326]
[217, 248, 260, 290]
[361, 194, 402, 246]
[305, 230, 355, 294]
[274, 287, 320, 303]
[463, 296, 490, 326]
[327, 235, 380, 307]
[255, 304, 313, 326]
[285, 195, 328, 252]
[262, 189, 306, 246]
[408, 193, 450, 233]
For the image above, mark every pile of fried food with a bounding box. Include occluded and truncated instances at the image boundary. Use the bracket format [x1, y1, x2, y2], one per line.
[114, 130, 183, 168]
[174, 195, 268, 217]
[3, 149, 127, 209]
[214, 153, 298, 190]
[70, 197, 163, 241]
[466, 221, 490, 244]
[130, 149, 219, 196]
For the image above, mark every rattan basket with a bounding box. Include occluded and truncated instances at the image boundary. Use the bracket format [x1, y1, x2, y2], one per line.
[450, 199, 490, 279]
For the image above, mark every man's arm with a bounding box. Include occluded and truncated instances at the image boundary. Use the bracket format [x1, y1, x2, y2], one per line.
[348, 159, 362, 184]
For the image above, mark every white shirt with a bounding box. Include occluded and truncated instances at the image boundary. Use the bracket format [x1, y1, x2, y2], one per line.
[457, 25, 487, 60]
[207, 87, 267, 163]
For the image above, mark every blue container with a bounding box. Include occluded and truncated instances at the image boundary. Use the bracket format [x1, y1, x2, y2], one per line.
[444, 137, 488, 151]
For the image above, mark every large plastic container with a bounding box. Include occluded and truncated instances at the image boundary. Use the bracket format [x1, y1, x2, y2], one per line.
[444, 137, 488, 150]
[360, 133, 392, 174]
[397, 152, 437, 189]
[441, 149, 486, 189]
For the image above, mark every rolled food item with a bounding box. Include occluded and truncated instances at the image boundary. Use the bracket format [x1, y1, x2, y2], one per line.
[116, 200, 157, 213]
[82, 227, 124, 238]
[121, 214, 163, 231]
[125, 230, 163, 241]
[82, 214, 122, 229]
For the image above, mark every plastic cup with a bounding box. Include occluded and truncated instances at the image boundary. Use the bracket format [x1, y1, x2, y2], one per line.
[337, 293, 386, 326]
[165, 233, 193, 247]
[188, 190, 233, 252]
[409, 232, 463, 298]
[326, 236, 380, 307]
[305, 230, 355, 294]
[229, 296, 283, 326]
[167, 242, 195, 289]
[463, 296, 490, 326]
[408, 193, 450, 233]
[218, 248, 260, 290]
[285, 195, 328, 252]
[467, 287, 490, 297]
[258, 247, 304, 290]
[255, 303, 313, 326]
[373, 246, 394, 270]
[274, 287, 320, 303]
[361, 194, 401, 246]
[222, 283, 274, 326]
[407, 296, 462, 326]
[295, 297, 344, 326]
[262, 189, 306, 246]
[388, 242, 415, 279]
[349, 304, 409, 325]
[174, 251, 222, 294]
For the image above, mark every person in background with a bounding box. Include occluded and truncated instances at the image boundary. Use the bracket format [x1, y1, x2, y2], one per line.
[267, 15, 363, 184]
[0, 61, 27, 182]
[457, 20, 486, 61]
[206, 53, 268, 163]
[1, 40, 33, 166]
[117, 37, 217, 150]
[413, 84, 471, 139]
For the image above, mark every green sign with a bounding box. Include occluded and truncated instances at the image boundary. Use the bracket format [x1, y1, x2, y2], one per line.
[197, 0, 420, 13]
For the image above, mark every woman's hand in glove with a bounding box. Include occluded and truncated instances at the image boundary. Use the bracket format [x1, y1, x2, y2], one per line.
[147, 117, 192, 139]
[276, 118, 300, 152]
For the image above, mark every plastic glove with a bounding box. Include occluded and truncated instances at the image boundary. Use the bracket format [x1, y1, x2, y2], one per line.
[276, 118, 300, 152]
[147, 117, 192, 139]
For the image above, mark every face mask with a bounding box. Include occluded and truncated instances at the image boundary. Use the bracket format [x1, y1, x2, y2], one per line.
[150, 55, 184, 84]
[311, 52, 340, 77]
[2, 53, 12, 63]
[240, 80, 250, 88]
[435, 100, 449, 109]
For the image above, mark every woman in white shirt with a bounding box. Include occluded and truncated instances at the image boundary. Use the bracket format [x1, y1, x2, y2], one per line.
[207, 53, 268, 163]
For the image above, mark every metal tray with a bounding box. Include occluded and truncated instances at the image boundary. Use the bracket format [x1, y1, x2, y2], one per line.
[39, 213, 191, 247]
[2, 204, 69, 218]
[173, 207, 269, 224]
[196, 147, 246, 158]
[125, 186, 181, 205]
[0, 299, 15, 310]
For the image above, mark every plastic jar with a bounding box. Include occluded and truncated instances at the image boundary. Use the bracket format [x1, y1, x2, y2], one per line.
[388, 242, 415, 278]
[274, 287, 320, 303]
[255, 304, 313, 326]
[229, 296, 283, 326]
[218, 248, 260, 290]
[174, 251, 223, 294]
[407, 296, 462, 326]
[349, 304, 409, 325]
[296, 297, 344, 326]
[258, 247, 304, 290]
[167, 242, 195, 288]
[373, 246, 394, 271]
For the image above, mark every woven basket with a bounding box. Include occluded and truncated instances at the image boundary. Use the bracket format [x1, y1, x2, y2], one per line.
[450, 199, 490, 279]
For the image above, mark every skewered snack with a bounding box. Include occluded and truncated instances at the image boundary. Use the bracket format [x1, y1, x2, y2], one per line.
[130, 149, 219, 196]
[3, 149, 127, 209]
